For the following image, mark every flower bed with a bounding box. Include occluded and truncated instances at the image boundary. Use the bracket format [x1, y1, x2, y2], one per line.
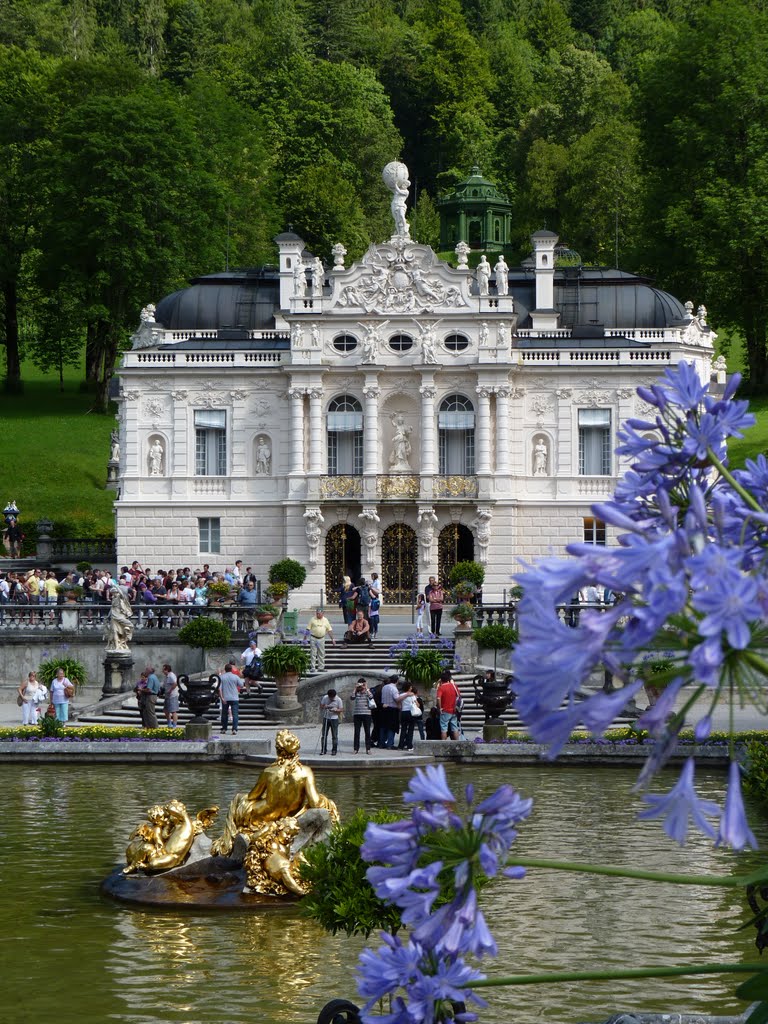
[0, 725, 186, 742]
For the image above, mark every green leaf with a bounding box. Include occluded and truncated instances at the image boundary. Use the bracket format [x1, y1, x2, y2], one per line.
[736, 973, 768, 1000]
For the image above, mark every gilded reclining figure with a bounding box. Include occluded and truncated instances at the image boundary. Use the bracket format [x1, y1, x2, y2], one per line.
[123, 799, 219, 874]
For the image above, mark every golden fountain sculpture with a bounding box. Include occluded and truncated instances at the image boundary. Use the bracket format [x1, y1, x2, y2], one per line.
[121, 730, 339, 900]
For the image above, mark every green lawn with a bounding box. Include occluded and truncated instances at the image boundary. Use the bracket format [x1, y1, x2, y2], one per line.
[0, 361, 116, 537]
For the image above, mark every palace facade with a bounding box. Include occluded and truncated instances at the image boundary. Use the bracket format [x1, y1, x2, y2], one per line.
[114, 163, 717, 603]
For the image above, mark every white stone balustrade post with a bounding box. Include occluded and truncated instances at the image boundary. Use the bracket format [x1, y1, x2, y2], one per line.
[476, 386, 492, 475]
[363, 381, 380, 475]
[308, 388, 324, 475]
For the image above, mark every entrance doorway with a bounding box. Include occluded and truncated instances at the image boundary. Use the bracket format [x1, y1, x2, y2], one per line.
[325, 523, 361, 600]
[381, 524, 417, 604]
[437, 523, 474, 584]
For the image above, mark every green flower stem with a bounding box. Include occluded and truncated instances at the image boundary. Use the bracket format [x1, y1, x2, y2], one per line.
[471, 963, 761, 989]
[506, 855, 746, 887]
[744, 649, 768, 678]
[707, 447, 763, 514]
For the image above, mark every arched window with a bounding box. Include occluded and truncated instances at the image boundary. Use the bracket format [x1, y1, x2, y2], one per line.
[438, 394, 475, 475]
[327, 395, 363, 476]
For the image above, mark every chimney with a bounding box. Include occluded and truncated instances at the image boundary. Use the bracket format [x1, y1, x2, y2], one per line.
[530, 229, 559, 331]
[274, 230, 306, 312]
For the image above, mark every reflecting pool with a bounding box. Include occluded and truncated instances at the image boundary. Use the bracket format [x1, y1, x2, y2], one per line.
[1, 762, 764, 1024]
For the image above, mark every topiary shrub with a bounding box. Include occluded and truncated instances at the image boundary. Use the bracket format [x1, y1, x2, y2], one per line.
[268, 558, 307, 590]
[178, 617, 231, 669]
[448, 561, 485, 588]
[472, 624, 518, 649]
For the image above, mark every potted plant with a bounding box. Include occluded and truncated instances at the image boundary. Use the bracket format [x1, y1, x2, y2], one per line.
[57, 584, 84, 603]
[472, 623, 518, 672]
[254, 603, 280, 626]
[640, 653, 677, 707]
[392, 642, 448, 688]
[451, 602, 475, 628]
[38, 656, 87, 694]
[206, 579, 233, 604]
[266, 582, 289, 602]
[268, 558, 307, 591]
[261, 641, 310, 706]
[178, 617, 232, 671]
[448, 560, 485, 604]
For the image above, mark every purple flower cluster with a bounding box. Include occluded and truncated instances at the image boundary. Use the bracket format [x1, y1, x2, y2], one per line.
[513, 363, 763, 848]
[356, 765, 533, 1023]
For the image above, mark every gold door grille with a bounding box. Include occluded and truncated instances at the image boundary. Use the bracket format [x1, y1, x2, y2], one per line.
[381, 524, 417, 604]
[437, 523, 474, 585]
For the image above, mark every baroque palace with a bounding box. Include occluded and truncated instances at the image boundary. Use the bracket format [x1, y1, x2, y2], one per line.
[114, 162, 717, 603]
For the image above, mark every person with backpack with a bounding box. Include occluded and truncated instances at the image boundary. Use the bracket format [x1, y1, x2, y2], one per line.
[356, 577, 371, 620]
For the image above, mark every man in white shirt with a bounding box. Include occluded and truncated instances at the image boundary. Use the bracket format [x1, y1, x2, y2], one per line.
[306, 607, 335, 673]
[320, 688, 343, 755]
[240, 639, 263, 693]
[379, 675, 401, 749]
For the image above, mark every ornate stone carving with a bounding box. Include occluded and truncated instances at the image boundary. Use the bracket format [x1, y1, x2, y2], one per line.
[291, 323, 304, 348]
[362, 384, 381, 400]
[416, 506, 438, 565]
[389, 412, 413, 471]
[418, 321, 440, 364]
[713, 354, 727, 372]
[479, 322, 490, 347]
[331, 242, 347, 270]
[148, 438, 164, 476]
[497, 322, 510, 349]
[171, 389, 188, 402]
[616, 388, 634, 400]
[140, 303, 157, 323]
[470, 507, 492, 563]
[336, 242, 468, 314]
[495, 386, 510, 399]
[454, 240, 470, 268]
[288, 387, 306, 401]
[555, 388, 572, 399]
[419, 384, 436, 399]
[494, 255, 509, 296]
[533, 436, 549, 476]
[308, 387, 324, 401]
[578, 387, 612, 408]
[476, 386, 492, 400]
[253, 398, 271, 415]
[530, 394, 554, 421]
[230, 389, 248, 401]
[360, 320, 387, 364]
[320, 476, 363, 499]
[144, 397, 165, 420]
[382, 160, 411, 239]
[476, 254, 490, 296]
[255, 436, 271, 476]
[377, 475, 420, 499]
[304, 507, 325, 567]
[310, 324, 320, 348]
[358, 507, 381, 566]
[434, 476, 479, 498]
[110, 431, 120, 463]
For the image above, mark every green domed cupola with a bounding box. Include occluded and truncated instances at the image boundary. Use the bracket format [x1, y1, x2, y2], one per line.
[437, 167, 513, 255]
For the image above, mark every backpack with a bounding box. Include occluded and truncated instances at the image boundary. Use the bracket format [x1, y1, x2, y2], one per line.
[370, 597, 380, 613]
[357, 584, 370, 608]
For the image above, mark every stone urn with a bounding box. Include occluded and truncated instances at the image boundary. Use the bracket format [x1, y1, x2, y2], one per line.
[275, 672, 300, 709]
[178, 673, 220, 724]
[473, 674, 515, 741]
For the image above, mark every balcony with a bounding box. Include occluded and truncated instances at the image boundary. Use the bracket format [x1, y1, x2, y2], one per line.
[376, 475, 420, 499]
[319, 476, 363, 499]
[434, 475, 478, 498]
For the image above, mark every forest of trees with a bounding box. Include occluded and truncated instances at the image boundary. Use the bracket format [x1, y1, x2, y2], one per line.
[3, 0, 768, 406]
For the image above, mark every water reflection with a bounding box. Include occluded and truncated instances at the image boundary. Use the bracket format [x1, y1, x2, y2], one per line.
[0, 762, 764, 1024]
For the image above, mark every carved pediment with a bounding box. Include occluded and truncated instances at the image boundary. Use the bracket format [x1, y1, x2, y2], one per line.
[330, 240, 470, 315]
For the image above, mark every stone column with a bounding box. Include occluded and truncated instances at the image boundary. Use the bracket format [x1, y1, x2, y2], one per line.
[475, 386, 492, 475]
[419, 381, 436, 475]
[495, 386, 510, 475]
[363, 380, 380, 475]
[289, 387, 306, 475]
[308, 388, 324, 475]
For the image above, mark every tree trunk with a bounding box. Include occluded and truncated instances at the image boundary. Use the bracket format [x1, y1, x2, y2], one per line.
[2, 280, 22, 392]
[85, 322, 101, 383]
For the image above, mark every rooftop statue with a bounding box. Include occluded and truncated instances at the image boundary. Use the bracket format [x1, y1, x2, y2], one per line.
[382, 161, 411, 239]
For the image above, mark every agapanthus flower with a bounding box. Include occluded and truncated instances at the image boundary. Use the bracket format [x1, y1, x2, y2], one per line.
[717, 761, 758, 851]
[637, 758, 721, 844]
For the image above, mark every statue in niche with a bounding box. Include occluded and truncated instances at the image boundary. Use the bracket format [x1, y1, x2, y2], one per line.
[310, 324, 320, 348]
[104, 586, 134, 653]
[291, 323, 304, 348]
[416, 507, 438, 565]
[110, 431, 120, 463]
[533, 437, 548, 476]
[494, 255, 509, 296]
[256, 436, 272, 476]
[479, 322, 490, 348]
[497, 322, 509, 350]
[389, 412, 413, 472]
[383, 161, 411, 238]
[293, 262, 307, 297]
[476, 254, 491, 296]
[470, 508, 492, 563]
[304, 507, 324, 567]
[148, 439, 164, 476]
[311, 257, 324, 297]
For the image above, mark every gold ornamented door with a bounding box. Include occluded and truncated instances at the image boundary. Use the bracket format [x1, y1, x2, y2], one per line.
[381, 524, 417, 604]
[437, 523, 474, 584]
[325, 523, 361, 598]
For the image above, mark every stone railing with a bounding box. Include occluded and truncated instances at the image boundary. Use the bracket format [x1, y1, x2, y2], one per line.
[474, 599, 616, 633]
[36, 536, 117, 563]
[0, 602, 267, 638]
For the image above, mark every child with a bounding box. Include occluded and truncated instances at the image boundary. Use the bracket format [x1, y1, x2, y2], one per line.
[368, 592, 381, 638]
[415, 593, 426, 636]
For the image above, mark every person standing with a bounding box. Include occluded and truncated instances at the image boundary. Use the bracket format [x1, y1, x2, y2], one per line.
[349, 678, 374, 754]
[368, 591, 380, 639]
[307, 607, 335, 673]
[162, 663, 179, 728]
[50, 667, 74, 725]
[18, 671, 45, 726]
[140, 666, 162, 729]
[396, 682, 419, 751]
[436, 670, 462, 740]
[219, 663, 242, 734]
[415, 593, 426, 636]
[379, 675, 401, 749]
[320, 688, 343, 755]
[240, 639, 263, 692]
[339, 575, 357, 625]
[427, 579, 445, 636]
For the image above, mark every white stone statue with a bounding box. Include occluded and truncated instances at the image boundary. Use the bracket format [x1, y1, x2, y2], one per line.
[110, 431, 120, 463]
[494, 255, 509, 296]
[331, 242, 347, 270]
[533, 437, 548, 476]
[479, 322, 489, 347]
[291, 323, 304, 348]
[140, 303, 157, 323]
[304, 507, 325, 567]
[416, 507, 438, 565]
[311, 257, 324, 297]
[470, 507, 492, 563]
[310, 324, 320, 348]
[358, 507, 381, 567]
[256, 436, 272, 475]
[476, 255, 490, 296]
[361, 322, 386, 364]
[389, 412, 413, 472]
[293, 262, 307, 297]
[382, 161, 411, 239]
[148, 439, 164, 476]
[697, 304, 708, 324]
[497, 322, 509, 349]
[418, 321, 440, 364]
[454, 241, 471, 269]
[104, 586, 134, 653]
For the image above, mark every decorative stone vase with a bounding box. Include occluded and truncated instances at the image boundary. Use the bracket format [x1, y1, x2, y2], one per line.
[179, 673, 220, 724]
[256, 613, 275, 627]
[275, 671, 300, 708]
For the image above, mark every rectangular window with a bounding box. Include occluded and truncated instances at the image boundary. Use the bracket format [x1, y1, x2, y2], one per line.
[583, 517, 606, 546]
[327, 430, 363, 475]
[199, 517, 221, 554]
[439, 429, 475, 475]
[195, 410, 227, 475]
[578, 409, 611, 475]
